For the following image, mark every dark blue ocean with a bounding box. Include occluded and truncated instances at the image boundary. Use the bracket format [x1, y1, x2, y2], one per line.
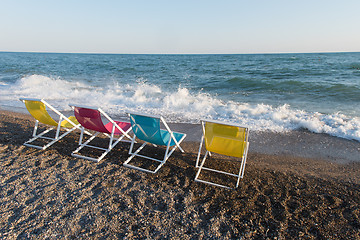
[0, 52, 359, 141]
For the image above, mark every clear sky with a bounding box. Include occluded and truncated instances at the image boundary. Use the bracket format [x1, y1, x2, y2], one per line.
[1, 0, 359, 54]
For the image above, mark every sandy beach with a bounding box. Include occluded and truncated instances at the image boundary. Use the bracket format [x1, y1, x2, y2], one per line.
[1, 110, 360, 239]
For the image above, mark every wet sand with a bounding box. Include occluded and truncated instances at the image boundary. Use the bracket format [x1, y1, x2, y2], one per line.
[1, 110, 360, 239]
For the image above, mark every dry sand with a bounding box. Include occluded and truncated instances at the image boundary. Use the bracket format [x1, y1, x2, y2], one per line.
[1, 110, 360, 239]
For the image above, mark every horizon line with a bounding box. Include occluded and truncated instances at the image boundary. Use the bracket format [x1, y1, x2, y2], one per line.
[1, 50, 360, 55]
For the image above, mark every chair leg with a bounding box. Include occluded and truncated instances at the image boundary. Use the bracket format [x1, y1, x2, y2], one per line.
[72, 132, 102, 161]
[194, 150, 246, 189]
[194, 151, 233, 189]
[128, 135, 136, 155]
[123, 142, 169, 174]
[32, 120, 39, 137]
[164, 133, 186, 160]
[123, 133, 185, 174]
[236, 159, 244, 188]
[239, 144, 249, 178]
[236, 151, 248, 188]
[73, 132, 99, 153]
[196, 135, 204, 168]
[24, 128, 53, 147]
[96, 131, 129, 162]
[194, 151, 209, 180]
[24, 123, 72, 150]
[78, 127, 84, 145]
[72, 129, 131, 162]
[41, 125, 77, 150]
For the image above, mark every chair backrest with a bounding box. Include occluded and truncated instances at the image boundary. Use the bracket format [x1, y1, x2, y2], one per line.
[23, 100, 58, 126]
[73, 107, 109, 133]
[204, 121, 248, 158]
[129, 113, 166, 146]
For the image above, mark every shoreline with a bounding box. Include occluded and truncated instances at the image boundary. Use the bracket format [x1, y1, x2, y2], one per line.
[2, 106, 360, 163]
[1, 109, 360, 183]
[1, 109, 360, 184]
[1, 109, 360, 238]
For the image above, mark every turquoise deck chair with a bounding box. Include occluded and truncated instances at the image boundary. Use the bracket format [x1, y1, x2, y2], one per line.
[123, 112, 186, 174]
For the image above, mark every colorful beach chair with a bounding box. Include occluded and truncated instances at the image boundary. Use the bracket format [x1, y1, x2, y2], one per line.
[195, 119, 249, 189]
[69, 104, 132, 162]
[123, 112, 186, 174]
[20, 98, 82, 150]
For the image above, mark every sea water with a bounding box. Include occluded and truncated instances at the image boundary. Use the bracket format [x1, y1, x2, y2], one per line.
[0, 52, 359, 141]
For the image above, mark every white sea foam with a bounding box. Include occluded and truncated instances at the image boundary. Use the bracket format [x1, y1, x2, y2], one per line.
[1, 74, 360, 142]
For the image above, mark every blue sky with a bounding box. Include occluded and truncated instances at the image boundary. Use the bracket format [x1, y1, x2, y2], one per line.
[1, 0, 359, 54]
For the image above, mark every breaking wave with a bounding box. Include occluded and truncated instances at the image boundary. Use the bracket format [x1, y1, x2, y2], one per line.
[1, 74, 359, 142]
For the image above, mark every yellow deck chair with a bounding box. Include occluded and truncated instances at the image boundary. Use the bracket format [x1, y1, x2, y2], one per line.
[20, 98, 83, 150]
[195, 119, 249, 189]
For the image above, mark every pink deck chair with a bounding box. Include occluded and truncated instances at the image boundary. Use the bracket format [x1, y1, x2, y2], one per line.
[69, 104, 132, 162]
